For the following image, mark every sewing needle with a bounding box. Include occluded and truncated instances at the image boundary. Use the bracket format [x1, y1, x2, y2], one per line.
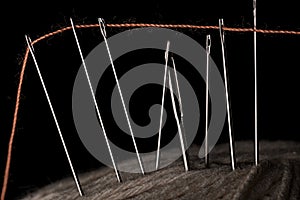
[170, 57, 190, 170]
[205, 35, 211, 168]
[98, 18, 145, 174]
[168, 70, 189, 171]
[25, 35, 84, 196]
[70, 18, 122, 182]
[253, 0, 259, 166]
[155, 41, 170, 170]
[219, 19, 236, 171]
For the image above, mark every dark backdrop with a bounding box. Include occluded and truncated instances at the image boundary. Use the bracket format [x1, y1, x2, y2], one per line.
[1, 1, 300, 199]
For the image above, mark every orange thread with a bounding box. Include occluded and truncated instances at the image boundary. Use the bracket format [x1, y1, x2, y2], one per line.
[1, 48, 29, 200]
[1, 22, 300, 200]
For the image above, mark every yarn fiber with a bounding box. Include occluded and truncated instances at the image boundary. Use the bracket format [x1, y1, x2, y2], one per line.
[19, 140, 300, 200]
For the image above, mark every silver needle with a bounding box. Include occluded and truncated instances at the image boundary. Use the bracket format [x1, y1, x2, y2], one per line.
[253, 0, 259, 166]
[168, 71, 189, 171]
[25, 35, 84, 196]
[70, 18, 122, 182]
[170, 57, 183, 116]
[170, 57, 189, 170]
[98, 18, 145, 175]
[219, 19, 236, 171]
[156, 41, 170, 170]
[205, 35, 211, 168]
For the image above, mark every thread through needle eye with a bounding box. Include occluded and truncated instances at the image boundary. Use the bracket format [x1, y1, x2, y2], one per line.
[70, 18, 122, 182]
[28, 37, 34, 52]
[25, 35, 84, 196]
[156, 41, 170, 170]
[205, 35, 211, 168]
[97, 18, 145, 175]
[168, 70, 189, 171]
[219, 19, 225, 42]
[98, 18, 107, 38]
[170, 57, 189, 170]
[219, 19, 236, 171]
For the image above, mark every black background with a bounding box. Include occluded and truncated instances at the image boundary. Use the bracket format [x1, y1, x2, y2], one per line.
[1, 1, 300, 199]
